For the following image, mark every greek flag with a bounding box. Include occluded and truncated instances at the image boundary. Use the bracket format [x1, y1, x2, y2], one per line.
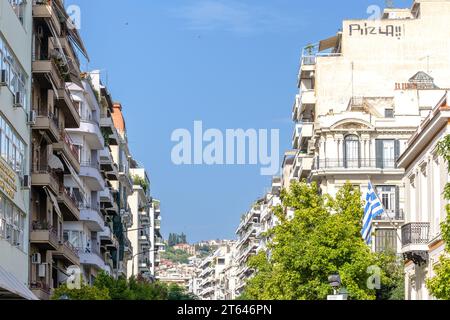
[361, 182, 385, 245]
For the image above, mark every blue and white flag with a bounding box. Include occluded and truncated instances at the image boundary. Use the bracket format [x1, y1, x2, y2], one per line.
[361, 182, 385, 245]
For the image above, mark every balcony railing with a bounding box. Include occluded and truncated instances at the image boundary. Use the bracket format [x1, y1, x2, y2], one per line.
[373, 210, 404, 221]
[35, 109, 60, 129]
[60, 187, 80, 208]
[401, 222, 430, 248]
[313, 158, 398, 170]
[32, 221, 59, 244]
[80, 160, 100, 170]
[60, 130, 80, 160]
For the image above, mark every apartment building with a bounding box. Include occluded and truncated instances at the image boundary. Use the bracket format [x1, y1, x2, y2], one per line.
[288, 0, 450, 252]
[110, 102, 134, 277]
[127, 162, 153, 280]
[0, 0, 35, 299]
[196, 243, 234, 300]
[29, 0, 89, 299]
[152, 198, 164, 273]
[234, 202, 262, 297]
[60, 72, 119, 284]
[398, 94, 449, 300]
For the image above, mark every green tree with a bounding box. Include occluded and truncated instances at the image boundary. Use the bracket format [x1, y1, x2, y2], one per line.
[242, 181, 403, 300]
[52, 283, 111, 300]
[426, 136, 450, 299]
[167, 283, 198, 300]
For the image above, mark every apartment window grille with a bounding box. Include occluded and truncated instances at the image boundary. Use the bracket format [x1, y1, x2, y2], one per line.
[375, 229, 397, 253]
[344, 134, 360, 168]
[0, 193, 25, 250]
[0, 36, 28, 110]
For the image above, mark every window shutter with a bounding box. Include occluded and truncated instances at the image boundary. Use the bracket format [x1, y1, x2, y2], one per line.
[376, 140, 384, 169]
[395, 186, 400, 219]
[394, 140, 401, 168]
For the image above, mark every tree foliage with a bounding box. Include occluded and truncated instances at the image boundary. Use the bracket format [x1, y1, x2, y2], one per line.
[52, 272, 177, 300]
[242, 181, 404, 300]
[168, 233, 187, 247]
[161, 246, 191, 264]
[426, 137, 450, 299]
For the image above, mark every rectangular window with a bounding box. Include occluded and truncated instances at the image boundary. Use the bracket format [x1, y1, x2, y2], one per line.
[376, 140, 399, 168]
[385, 109, 394, 118]
[375, 229, 397, 253]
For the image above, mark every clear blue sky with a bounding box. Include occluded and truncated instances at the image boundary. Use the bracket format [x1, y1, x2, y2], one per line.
[67, 0, 404, 243]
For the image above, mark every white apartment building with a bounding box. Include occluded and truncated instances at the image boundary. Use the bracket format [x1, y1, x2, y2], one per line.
[289, 0, 450, 252]
[398, 94, 449, 300]
[196, 243, 235, 300]
[110, 102, 134, 278]
[0, 0, 35, 299]
[127, 163, 153, 280]
[234, 202, 262, 297]
[62, 74, 116, 284]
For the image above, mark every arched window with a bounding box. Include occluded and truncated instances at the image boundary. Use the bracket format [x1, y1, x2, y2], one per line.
[344, 135, 360, 168]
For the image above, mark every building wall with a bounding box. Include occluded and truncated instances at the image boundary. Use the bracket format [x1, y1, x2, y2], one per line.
[0, 0, 32, 287]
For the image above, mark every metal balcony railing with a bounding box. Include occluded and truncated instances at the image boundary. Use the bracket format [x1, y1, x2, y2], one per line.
[80, 160, 100, 170]
[313, 158, 398, 170]
[401, 222, 430, 248]
[60, 130, 80, 161]
[373, 210, 404, 221]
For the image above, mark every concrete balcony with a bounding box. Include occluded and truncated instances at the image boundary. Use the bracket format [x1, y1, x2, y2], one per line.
[33, 114, 60, 143]
[80, 161, 104, 191]
[291, 152, 314, 180]
[53, 131, 80, 173]
[401, 222, 430, 266]
[32, 59, 63, 91]
[292, 122, 314, 150]
[31, 166, 61, 196]
[53, 241, 80, 266]
[78, 247, 106, 270]
[57, 188, 80, 221]
[99, 148, 114, 172]
[99, 188, 114, 208]
[99, 225, 118, 249]
[80, 206, 104, 232]
[32, 0, 62, 35]
[67, 119, 104, 150]
[30, 222, 59, 250]
[300, 89, 316, 106]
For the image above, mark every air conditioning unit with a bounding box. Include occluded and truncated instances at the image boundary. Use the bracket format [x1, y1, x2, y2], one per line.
[38, 264, 46, 278]
[0, 70, 7, 86]
[31, 253, 42, 264]
[22, 175, 31, 189]
[14, 92, 23, 108]
[28, 110, 36, 125]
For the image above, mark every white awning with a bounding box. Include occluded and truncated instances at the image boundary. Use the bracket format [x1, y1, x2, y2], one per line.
[49, 154, 65, 171]
[44, 187, 63, 219]
[0, 265, 38, 300]
[60, 153, 85, 193]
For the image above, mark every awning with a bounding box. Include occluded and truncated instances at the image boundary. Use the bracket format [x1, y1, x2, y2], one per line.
[61, 153, 85, 193]
[319, 35, 340, 52]
[0, 265, 38, 300]
[49, 154, 65, 171]
[44, 187, 63, 219]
